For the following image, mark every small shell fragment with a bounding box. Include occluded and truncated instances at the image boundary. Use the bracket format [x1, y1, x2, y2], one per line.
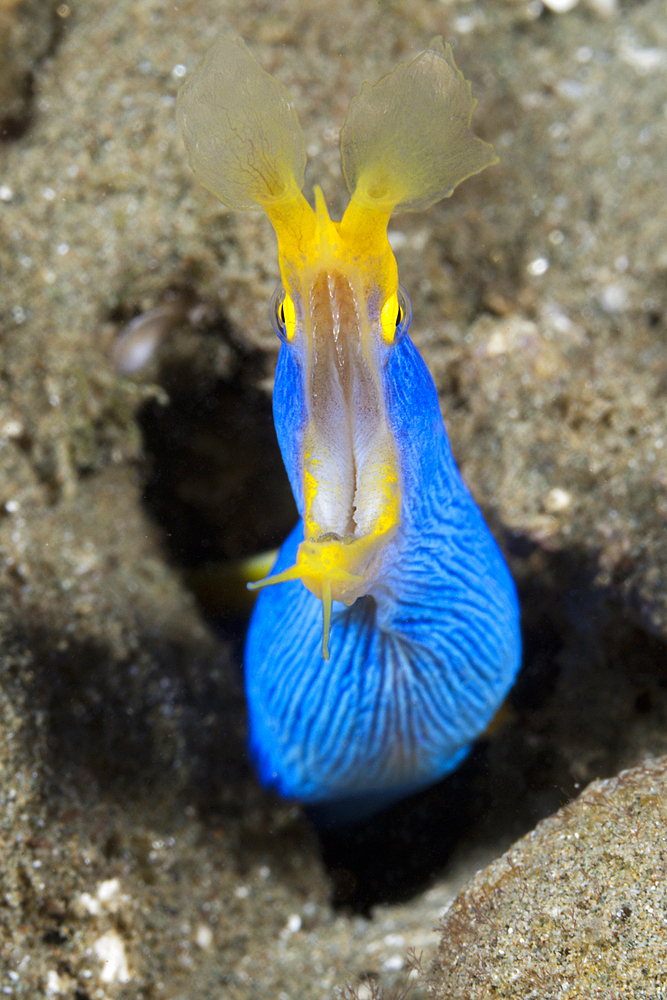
[110, 304, 183, 373]
[542, 0, 579, 11]
[544, 487, 572, 513]
[110, 292, 203, 374]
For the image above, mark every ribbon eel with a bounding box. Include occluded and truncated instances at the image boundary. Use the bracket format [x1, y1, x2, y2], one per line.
[178, 37, 521, 824]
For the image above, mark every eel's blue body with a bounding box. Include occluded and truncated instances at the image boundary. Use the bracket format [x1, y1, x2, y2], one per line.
[246, 325, 520, 822]
[178, 35, 521, 824]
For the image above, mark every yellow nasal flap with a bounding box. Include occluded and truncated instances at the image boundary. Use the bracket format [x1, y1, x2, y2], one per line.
[177, 35, 315, 280]
[341, 37, 498, 215]
[177, 35, 305, 211]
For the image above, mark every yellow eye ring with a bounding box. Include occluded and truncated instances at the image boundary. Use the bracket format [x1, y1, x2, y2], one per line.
[380, 286, 412, 345]
[380, 293, 399, 344]
[281, 293, 296, 340]
[270, 286, 297, 344]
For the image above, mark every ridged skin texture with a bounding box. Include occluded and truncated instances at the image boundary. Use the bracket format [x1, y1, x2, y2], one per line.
[245, 331, 521, 823]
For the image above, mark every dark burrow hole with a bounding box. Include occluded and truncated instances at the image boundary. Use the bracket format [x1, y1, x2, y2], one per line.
[134, 305, 298, 670]
[134, 306, 667, 914]
[137, 323, 296, 573]
[0, 1, 70, 142]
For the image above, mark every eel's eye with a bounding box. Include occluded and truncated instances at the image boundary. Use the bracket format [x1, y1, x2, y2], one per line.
[381, 285, 412, 345]
[270, 285, 296, 344]
[395, 285, 412, 344]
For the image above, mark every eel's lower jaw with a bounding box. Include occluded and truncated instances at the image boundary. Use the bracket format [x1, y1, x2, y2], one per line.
[298, 524, 398, 600]
[249, 524, 398, 660]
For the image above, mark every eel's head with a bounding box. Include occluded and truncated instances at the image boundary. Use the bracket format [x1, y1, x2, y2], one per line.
[258, 184, 412, 659]
[177, 35, 496, 656]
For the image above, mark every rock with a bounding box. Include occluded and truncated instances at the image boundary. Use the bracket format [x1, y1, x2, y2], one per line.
[433, 757, 667, 998]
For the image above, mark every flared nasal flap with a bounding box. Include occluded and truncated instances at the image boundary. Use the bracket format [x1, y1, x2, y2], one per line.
[177, 36, 307, 210]
[340, 37, 497, 214]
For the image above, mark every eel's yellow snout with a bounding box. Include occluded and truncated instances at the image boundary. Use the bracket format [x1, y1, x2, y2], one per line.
[177, 34, 497, 308]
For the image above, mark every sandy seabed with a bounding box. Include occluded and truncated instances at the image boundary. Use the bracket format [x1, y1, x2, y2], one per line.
[1, 0, 667, 997]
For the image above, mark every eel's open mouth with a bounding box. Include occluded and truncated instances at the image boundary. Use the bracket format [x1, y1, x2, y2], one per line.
[303, 269, 399, 546]
[251, 268, 401, 659]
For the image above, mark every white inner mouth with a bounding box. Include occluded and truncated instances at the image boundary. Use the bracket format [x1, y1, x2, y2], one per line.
[304, 271, 397, 541]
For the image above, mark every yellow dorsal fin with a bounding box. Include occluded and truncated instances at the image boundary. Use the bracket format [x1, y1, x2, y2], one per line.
[313, 185, 341, 253]
[340, 37, 497, 215]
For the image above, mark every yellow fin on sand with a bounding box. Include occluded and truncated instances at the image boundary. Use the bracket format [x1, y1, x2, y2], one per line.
[188, 550, 280, 615]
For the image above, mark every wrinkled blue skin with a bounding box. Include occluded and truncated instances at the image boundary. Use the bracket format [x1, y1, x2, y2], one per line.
[245, 324, 521, 826]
